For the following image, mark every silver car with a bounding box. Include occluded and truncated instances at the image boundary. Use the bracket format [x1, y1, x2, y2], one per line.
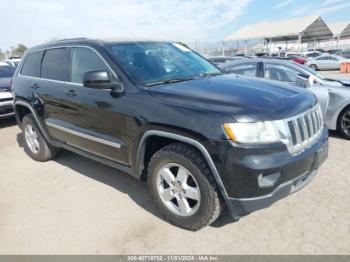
[222, 59, 350, 139]
[305, 55, 350, 71]
[0, 62, 15, 119]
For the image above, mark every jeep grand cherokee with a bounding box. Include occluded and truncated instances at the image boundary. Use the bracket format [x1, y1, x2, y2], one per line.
[12, 39, 328, 230]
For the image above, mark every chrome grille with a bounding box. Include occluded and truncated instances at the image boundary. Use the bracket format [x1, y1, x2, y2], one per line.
[285, 105, 323, 155]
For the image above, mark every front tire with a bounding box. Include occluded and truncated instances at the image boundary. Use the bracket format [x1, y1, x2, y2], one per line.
[309, 64, 318, 71]
[22, 115, 58, 161]
[147, 143, 223, 231]
[338, 106, 350, 140]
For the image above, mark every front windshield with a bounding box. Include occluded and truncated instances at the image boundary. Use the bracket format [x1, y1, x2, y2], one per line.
[108, 42, 221, 86]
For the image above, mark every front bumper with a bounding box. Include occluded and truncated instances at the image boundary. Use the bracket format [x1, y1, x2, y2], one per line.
[226, 144, 327, 219]
[208, 127, 328, 220]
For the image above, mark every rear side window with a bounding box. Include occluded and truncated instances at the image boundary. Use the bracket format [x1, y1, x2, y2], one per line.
[328, 57, 339, 61]
[41, 48, 70, 81]
[21, 51, 43, 77]
[70, 47, 110, 84]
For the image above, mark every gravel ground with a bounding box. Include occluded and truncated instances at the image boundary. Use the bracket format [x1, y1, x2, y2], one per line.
[0, 117, 349, 255]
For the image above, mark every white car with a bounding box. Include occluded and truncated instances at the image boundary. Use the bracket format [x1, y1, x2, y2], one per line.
[0, 62, 15, 118]
[4, 57, 21, 68]
[305, 55, 350, 71]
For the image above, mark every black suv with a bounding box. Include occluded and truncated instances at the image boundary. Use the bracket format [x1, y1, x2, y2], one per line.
[12, 39, 328, 230]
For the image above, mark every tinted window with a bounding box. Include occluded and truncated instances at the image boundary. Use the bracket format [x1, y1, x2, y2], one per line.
[224, 62, 258, 77]
[264, 63, 299, 82]
[316, 56, 328, 61]
[328, 57, 339, 61]
[71, 47, 110, 84]
[21, 51, 43, 77]
[41, 48, 70, 81]
[0, 65, 15, 78]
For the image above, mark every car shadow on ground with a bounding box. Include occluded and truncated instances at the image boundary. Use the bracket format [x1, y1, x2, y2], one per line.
[16, 131, 234, 229]
[329, 130, 343, 139]
[0, 117, 16, 129]
[14, 129, 346, 230]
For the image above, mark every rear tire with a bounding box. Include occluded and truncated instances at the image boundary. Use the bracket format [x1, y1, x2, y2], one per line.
[147, 142, 223, 231]
[22, 115, 58, 161]
[337, 106, 350, 140]
[309, 64, 318, 71]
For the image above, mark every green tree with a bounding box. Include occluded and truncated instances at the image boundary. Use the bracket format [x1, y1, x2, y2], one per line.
[10, 44, 27, 57]
[0, 49, 5, 60]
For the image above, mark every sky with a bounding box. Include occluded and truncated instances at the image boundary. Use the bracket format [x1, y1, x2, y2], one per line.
[1, 0, 350, 50]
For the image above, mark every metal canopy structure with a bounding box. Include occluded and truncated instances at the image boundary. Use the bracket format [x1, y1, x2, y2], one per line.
[329, 22, 350, 39]
[224, 16, 333, 42]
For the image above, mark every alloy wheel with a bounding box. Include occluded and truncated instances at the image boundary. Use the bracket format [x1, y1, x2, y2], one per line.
[156, 163, 201, 216]
[341, 110, 350, 136]
[24, 124, 40, 154]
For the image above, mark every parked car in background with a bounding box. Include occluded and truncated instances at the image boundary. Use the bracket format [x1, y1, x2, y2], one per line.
[263, 54, 306, 65]
[328, 49, 342, 55]
[335, 50, 350, 59]
[12, 38, 328, 230]
[207, 56, 247, 66]
[306, 55, 350, 71]
[222, 59, 350, 139]
[4, 57, 21, 68]
[303, 51, 322, 59]
[0, 62, 15, 118]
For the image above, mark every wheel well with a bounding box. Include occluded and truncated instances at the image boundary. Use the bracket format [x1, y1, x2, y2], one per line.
[15, 104, 31, 123]
[337, 104, 350, 128]
[142, 136, 177, 178]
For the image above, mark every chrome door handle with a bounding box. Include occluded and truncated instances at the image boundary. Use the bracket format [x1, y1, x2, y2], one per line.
[30, 83, 40, 89]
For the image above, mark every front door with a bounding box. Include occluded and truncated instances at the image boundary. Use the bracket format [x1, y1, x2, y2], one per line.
[54, 47, 129, 165]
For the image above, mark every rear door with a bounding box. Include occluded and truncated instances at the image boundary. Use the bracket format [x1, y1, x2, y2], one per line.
[37, 47, 71, 142]
[327, 56, 341, 70]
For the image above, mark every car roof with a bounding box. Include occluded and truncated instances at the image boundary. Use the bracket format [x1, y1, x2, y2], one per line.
[28, 38, 175, 53]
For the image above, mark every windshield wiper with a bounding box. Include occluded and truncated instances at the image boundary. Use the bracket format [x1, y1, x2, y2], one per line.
[145, 72, 222, 87]
[198, 72, 222, 78]
[146, 77, 197, 86]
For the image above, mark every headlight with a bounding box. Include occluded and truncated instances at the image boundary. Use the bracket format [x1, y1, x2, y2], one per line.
[223, 121, 289, 144]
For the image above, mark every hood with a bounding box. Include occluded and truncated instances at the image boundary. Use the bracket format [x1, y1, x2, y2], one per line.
[0, 78, 11, 92]
[148, 74, 317, 122]
[339, 80, 350, 87]
[322, 78, 350, 87]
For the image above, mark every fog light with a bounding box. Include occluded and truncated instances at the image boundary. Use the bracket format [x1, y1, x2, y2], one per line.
[257, 172, 281, 188]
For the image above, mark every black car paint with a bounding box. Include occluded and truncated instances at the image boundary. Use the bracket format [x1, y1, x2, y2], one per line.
[12, 39, 328, 220]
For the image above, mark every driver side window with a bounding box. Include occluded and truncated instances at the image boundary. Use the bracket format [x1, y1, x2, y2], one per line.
[71, 47, 111, 84]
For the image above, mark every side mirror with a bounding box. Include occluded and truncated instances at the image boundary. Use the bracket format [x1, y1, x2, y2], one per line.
[296, 74, 311, 88]
[83, 70, 123, 92]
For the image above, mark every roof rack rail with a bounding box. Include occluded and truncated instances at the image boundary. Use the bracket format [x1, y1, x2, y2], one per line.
[55, 37, 88, 41]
